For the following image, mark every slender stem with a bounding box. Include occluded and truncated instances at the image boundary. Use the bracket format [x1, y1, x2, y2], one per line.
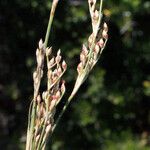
[51, 96, 72, 132]
[30, 102, 36, 150]
[45, 0, 59, 90]
[100, 0, 103, 14]
[26, 100, 33, 150]
[44, 0, 59, 48]
[36, 117, 48, 150]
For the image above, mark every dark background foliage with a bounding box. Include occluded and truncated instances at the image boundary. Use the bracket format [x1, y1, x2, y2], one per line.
[0, 0, 150, 149]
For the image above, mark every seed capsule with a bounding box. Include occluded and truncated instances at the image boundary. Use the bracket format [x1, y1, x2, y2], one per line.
[77, 62, 83, 73]
[48, 58, 55, 69]
[55, 55, 62, 64]
[49, 99, 56, 111]
[98, 38, 104, 48]
[39, 39, 44, 50]
[102, 30, 108, 39]
[88, 34, 94, 46]
[103, 22, 108, 32]
[57, 67, 62, 76]
[94, 44, 100, 54]
[33, 71, 37, 80]
[56, 91, 61, 99]
[57, 49, 61, 56]
[46, 124, 51, 133]
[46, 47, 52, 56]
[62, 60, 67, 70]
[93, 10, 99, 21]
[82, 44, 88, 56]
[37, 95, 41, 103]
[80, 53, 86, 63]
[61, 80, 66, 93]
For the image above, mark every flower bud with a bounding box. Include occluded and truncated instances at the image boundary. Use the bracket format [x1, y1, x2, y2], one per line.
[55, 55, 62, 64]
[62, 60, 67, 70]
[82, 44, 88, 56]
[56, 90, 61, 99]
[57, 49, 61, 56]
[88, 34, 94, 46]
[37, 55, 43, 68]
[46, 47, 52, 56]
[102, 30, 108, 39]
[52, 95, 57, 100]
[103, 22, 108, 32]
[77, 62, 83, 74]
[42, 91, 47, 100]
[48, 57, 55, 69]
[53, 69, 57, 77]
[36, 49, 39, 57]
[49, 99, 56, 111]
[39, 39, 44, 50]
[37, 95, 41, 103]
[39, 103, 44, 117]
[61, 80, 66, 93]
[33, 71, 37, 80]
[80, 53, 86, 63]
[93, 10, 99, 21]
[46, 124, 51, 133]
[98, 38, 104, 48]
[94, 44, 100, 54]
[57, 67, 62, 76]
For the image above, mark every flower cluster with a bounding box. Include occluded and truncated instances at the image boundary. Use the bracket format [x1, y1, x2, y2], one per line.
[71, 0, 108, 98]
[26, 0, 108, 150]
[77, 0, 108, 74]
[26, 40, 67, 150]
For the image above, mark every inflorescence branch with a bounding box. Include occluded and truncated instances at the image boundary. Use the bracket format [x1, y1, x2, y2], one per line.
[26, 0, 108, 149]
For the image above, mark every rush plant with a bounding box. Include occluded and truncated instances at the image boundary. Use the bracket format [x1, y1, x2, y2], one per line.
[25, 0, 108, 149]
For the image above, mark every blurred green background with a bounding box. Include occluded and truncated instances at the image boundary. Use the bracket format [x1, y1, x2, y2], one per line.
[0, 0, 150, 149]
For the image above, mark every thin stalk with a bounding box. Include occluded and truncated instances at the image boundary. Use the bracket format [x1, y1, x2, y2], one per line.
[26, 100, 33, 150]
[51, 95, 73, 132]
[36, 117, 48, 150]
[44, 0, 59, 48]
[30, 101, 36, 150]
[100, 0, 103, 14]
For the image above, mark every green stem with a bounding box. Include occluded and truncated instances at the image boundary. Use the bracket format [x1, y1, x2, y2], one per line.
[100, 0, 103, 14]
[44, 0, 59, 48]
[29, 100, 37, 150]
[36, 117, 48, 150]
